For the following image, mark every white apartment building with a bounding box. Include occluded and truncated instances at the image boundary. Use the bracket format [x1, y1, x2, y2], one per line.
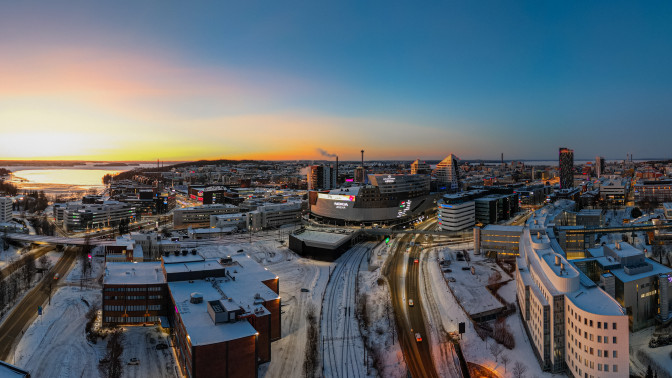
[0, 197, 12, 223]
[516, 223, 629, 376]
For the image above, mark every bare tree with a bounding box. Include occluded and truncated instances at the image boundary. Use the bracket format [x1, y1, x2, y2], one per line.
[512, 361, 528, 378]
[501, 354, 510, 373]
[104, 329, 125, 378]
[490, 342, 503, 362]
[39, 254, 52, 272]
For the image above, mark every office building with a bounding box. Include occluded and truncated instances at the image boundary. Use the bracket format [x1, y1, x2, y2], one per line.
[559, 147, 574, 189]
[173, 204, 240, 228]
[634, 179, 672, 203]
[474, 225, 523, 258]
[410, 159, 431, 175]
[246, 202, 302, 231]
[436, 154, 460, 191]
[58, 201, 137, 232]
[102, 262, 167, 324]
[599, 178, 630, 205]
[437, 191, 482, 231]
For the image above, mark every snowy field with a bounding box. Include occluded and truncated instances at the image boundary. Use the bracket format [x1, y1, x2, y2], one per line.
[423, 247, 556, 378]
[15, 286, 102, 376]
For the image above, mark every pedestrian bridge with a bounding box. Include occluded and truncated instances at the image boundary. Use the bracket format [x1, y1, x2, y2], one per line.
[3, 233, 117, 247]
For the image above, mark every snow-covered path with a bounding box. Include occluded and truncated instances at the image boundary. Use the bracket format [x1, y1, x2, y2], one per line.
[419, 248, 463, 377]
[321, 242, 373, 378]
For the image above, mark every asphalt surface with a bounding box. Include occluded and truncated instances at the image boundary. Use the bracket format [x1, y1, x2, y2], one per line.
[385, 221, 440, 378]
[0, 247, 77, 361]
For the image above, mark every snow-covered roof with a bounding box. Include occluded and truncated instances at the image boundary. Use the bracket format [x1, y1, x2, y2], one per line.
[104, 262, 165, 285]
[482, 224, 523, 233]
[169, 281, 258, 346]
[162, 254, 205, 264]
[163, 260, 228, 275]
[291, 229, 354, 248]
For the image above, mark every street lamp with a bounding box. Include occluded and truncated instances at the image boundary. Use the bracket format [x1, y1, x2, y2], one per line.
[49, 273, 59, 305]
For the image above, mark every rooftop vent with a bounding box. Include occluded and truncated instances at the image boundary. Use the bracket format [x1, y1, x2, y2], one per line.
[182, 249, 188, 256]
[191, 249, 197, 255]
[190, 292, 203, 304]
[173, 250, 180, 256]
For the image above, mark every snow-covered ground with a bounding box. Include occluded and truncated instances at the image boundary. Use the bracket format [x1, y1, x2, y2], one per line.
[423, 247, 556, 378]
[0, 244, 23, 269]
[258, 246, 331, 377]
[66, 247, 105, 285]
[14, 286, 102, 376]
[630, 326, 672, 378]
[14, 285, 179, 378]
[358, 243, 406, 378]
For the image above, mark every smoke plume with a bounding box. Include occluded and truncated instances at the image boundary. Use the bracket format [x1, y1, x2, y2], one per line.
[316, 148, 337, 158]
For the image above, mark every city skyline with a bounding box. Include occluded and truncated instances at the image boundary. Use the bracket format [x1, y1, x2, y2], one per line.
[2, 2, 672, 161]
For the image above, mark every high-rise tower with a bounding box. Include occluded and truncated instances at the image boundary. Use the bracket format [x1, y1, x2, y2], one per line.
[436, 154, 460, 191]
[559, 147, 574, 189]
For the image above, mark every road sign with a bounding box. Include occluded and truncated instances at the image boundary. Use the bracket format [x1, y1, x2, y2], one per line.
[38, 306, 42, 316]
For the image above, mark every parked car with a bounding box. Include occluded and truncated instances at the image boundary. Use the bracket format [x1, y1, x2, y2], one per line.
[415, 333, 422, 342]
[155, 343, 168, 350]
[408, 299, 414, 307]
[300, 288, 310, 292]
[414, 258, 419, 264]
[447, 277, 456, 282]
[128, 358, 140, 365]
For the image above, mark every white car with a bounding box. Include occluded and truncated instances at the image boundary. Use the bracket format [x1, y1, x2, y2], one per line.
[408, 299, 414, 307]
[128, 358, 140, 365]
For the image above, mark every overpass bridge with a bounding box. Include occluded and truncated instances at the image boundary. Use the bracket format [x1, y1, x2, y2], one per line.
[2, 233, 117, 247]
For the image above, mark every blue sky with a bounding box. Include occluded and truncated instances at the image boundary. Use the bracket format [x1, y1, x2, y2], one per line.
[1, 1, 671, 160]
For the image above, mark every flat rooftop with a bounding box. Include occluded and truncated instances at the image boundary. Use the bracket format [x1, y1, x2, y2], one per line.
[169, 280, 260, 346]
[291, 229, 354, 248]
[482, 224, 523, 233]
[104, 262, 165, 285]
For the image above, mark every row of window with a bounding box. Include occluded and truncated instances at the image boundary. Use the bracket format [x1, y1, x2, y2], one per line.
[105, 286, 162, 292]
[104, 305, 162, 311]
[104, 295, 162, 300]
[569, 306, 617, 330]
[568, 319, 618, 344]
[104, 316, 159, 323]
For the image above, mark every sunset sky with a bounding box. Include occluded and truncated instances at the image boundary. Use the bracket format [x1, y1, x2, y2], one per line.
[2, 2, 672, 161]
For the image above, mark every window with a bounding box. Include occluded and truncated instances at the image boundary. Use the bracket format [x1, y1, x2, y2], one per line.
[598, 336, 602, 343]
[598, 350, 602, 357]
[604, 350, 608, 358]
[613, 351, 617, 358]
[613, 365, 617, 372]
[612, 322, 617, 330]
[604, 336, 608, 344]
[604, 322, 608, 330]
[584, 318, 587, 325]
[605, 365, 609, 372]
[598, 364, 602, 371]
[597, 322, 601, 329]
[590, 320, 593, 327]
[590, 347, 594, 355]
[613, 336, 617, 344]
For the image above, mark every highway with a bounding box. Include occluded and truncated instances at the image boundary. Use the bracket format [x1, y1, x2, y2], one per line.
[0, 246, 78, 362]
[385, 219, 440, 378]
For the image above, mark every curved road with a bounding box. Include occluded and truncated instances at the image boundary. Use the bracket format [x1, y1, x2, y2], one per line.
[0, 247, 77, 361]
[385, 220, 440, 378]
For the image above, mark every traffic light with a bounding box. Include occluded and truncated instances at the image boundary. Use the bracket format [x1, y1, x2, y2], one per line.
[385, 236, 390, 244]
